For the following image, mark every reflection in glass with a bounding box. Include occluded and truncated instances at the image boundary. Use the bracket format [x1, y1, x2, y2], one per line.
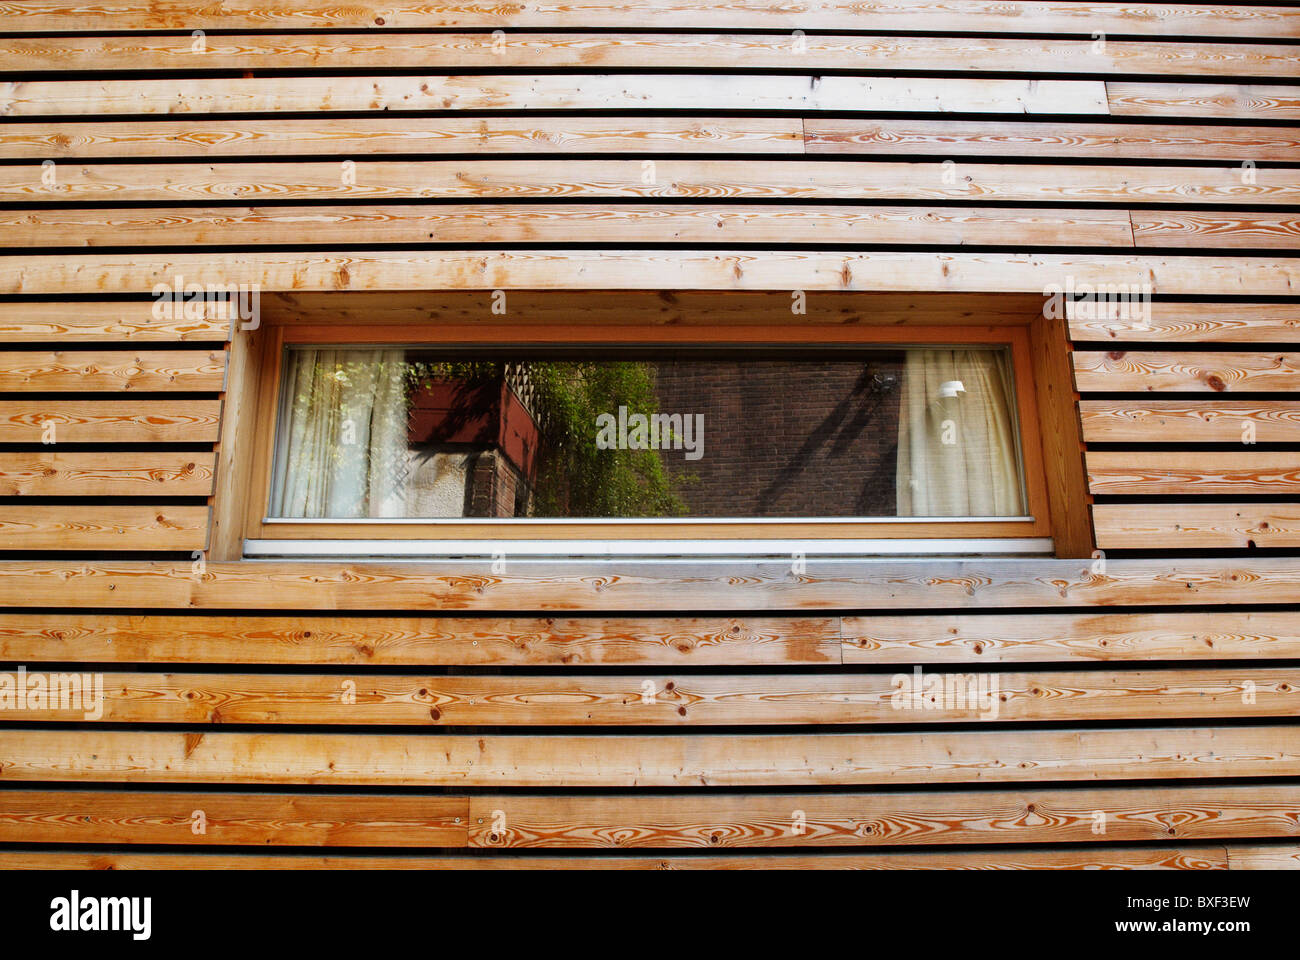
[268, 346, 1026, 520]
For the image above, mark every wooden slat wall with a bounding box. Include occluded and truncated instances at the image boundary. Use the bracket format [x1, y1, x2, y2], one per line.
[1, 0, 1296, 872]
[0, 302, 225, 552]
[1075, 302, 1300, 552]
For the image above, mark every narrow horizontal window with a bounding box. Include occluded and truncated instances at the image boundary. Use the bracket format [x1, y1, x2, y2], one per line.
[267, 345, 1029, 523]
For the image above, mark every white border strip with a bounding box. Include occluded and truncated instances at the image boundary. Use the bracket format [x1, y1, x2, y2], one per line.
[244, 537, 1055, 558]
[262, 516, 1035, 525]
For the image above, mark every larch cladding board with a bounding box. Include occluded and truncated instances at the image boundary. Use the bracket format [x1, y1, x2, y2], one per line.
[0, 0, 1296, 871]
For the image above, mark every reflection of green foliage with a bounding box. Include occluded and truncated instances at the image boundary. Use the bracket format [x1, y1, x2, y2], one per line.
[533, 361, 688, 519]
[289, 354, 689, 519]
[406, 359, 495, 391]
[411, 358, 688, 518]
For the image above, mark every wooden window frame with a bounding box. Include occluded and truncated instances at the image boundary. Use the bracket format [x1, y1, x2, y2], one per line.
[233, 317, 1059, 546]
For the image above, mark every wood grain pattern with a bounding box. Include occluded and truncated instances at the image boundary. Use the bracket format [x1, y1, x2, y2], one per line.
[0, 400, 221, 443]
[0, 786, 1290, 850]
[1109, 82, 1300, 120]
[5, 251, 1297, 296]
[0, 75, 1110, 117]
[6, 34, 1296, 77]
[1079, 400, 1300, 443]
[7, 1, 1296, 38]
[1094, 503, 1300, 550]
[0, 301, 229, 341]
[0, 558, 1299, 610]
[0, 205, 1135, 249]
[0, 451, 216, 496]
[1, 726, 1295, 786]
[17, 667, 1296, 725]
[9, 610, 1300, 665]
[1029, 310, 1092, 557]
[0, 350, 226, 392]
[0, 790, 468, 847]
[804, 119, 1300, 162]
[1068, 302, 1300, 343]
[9, 160, 1293, 205]
[0, 117, 803, 160]
[0, 847, 1242, 870]
[0, 614, 841, 665]
[1131, 212, 1300, 249]
[12, 118, 1296, 163]
[1225, 845, 1300, 870]
[844, 611, 1300, 664]
[1074, 351, 1300, 393]
[208, 325, 256, 561]
[1087, 451, 1300, 495]
[265, 290, 1046, 328]
[0, 505, 208, 550]
[469, 785, 1300, 848]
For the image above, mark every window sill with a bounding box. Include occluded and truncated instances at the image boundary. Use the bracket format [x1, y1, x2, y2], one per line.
[243, 537, 1055, 559]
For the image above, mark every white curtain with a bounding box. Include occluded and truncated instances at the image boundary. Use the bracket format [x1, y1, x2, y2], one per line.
[270, 348, 409, 518]
[895, 349, 1023, 517]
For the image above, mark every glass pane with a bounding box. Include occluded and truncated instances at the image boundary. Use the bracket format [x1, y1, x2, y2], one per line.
[268, 346, 1028, 520]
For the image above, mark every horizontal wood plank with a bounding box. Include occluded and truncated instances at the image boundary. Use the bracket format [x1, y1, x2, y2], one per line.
[0, 117, 804, 160]
[1074, 351, 1300, 393]
[10, 160, 1295, 205]
[265, 290, 1045, 328]
[1, 204, 1135, 249]
[0, 400, 221, 443]
[1079, 400, 1300, 443]
[469, 785, 1300, 848]
[1109, 82, 1300, 120]
[10, 610, 1300, 665]
[1225, 845, 1300, 870]
[1087, 451, 1300, 495]
[0, 505, 208, 551]
[844, 611, 1300, 663]
[0, 790, 468, 847]
[1068, 302, 1300, 343]
[1, 726, 1295, 786]
[0, 451, 216, 497]
[0, 301, 230, 342]
[0, 350, 226, 392]
[0, 615, 841, 665]
[804, 120, 1300, 162]
[1131, 212, 1300, 249]
[0, 846, 1242, 870]
[8, 1, 1295, 38]
[0, 786, 1290, 850]
[13, 667, 1296, 725]
[5, 251, 1297, 296]
[19, 200, 1282, 264]
[0, 558, 1297, 610]
[1093, 503, 1300, 550]
[0, 75, 1109, 117]
[12, 118, 1295, 163]
[6, 34, 1296, 78]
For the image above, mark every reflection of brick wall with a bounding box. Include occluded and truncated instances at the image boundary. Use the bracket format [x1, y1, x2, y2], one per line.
[651, 359, 903, 518]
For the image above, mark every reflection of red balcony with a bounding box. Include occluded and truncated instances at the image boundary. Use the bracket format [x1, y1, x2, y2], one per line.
[407, 378, 540, 479]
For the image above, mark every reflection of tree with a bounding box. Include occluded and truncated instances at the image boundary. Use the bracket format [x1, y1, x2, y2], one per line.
[410, 359, 688, 519]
